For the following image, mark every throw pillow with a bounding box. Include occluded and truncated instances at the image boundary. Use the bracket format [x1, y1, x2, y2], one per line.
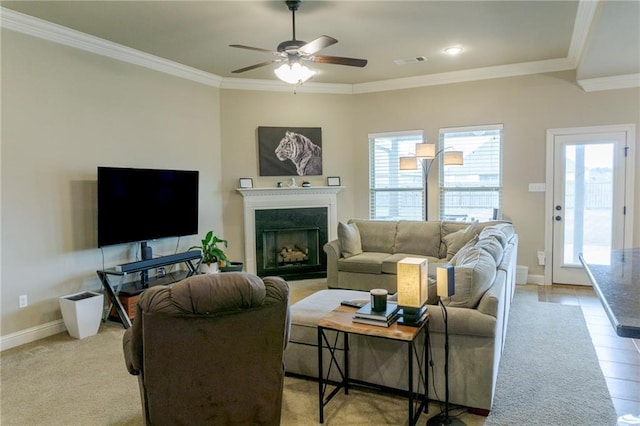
[338, 221, 363, 258]
[442, 220, 479, 260]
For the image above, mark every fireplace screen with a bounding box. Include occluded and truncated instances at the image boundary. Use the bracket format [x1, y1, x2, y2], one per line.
[262, 228, 320, 270]
[255, 207, 328, 280]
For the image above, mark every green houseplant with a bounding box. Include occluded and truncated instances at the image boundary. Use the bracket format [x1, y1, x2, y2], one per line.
[190, 230, 228, 273]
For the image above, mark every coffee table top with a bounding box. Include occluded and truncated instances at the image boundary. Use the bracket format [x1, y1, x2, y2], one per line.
[318, 305, 429, 342]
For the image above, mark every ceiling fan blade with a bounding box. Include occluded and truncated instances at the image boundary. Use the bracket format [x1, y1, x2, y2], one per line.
[310, 55, 368, 68]
[232, 60, 279, 74]
[299, 35, 338, 55]
[229, 44, 282, 56]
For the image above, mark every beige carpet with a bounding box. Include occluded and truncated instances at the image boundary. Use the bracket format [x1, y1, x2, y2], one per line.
[0, 278, 482, 425]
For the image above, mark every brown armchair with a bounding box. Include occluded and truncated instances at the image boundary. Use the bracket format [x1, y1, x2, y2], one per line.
[122, 272, 290, 426]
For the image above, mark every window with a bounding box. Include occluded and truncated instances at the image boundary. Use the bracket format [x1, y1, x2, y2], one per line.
[369, 131, 424, 220]
[439, 125, 503, 222]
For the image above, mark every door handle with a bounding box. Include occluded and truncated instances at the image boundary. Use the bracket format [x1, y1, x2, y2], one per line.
[555, 205, 562, 211]
[555, 216, 562, 221]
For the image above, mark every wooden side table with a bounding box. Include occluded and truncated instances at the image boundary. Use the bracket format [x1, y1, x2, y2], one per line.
[317, 305, 429, 425]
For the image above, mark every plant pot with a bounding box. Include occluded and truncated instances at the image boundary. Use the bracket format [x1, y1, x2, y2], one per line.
[220, 261, 244, 272]
[59, 291, 104, 339]
[199, 262, 219, 274]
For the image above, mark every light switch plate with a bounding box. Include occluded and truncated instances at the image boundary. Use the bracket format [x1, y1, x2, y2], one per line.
[529, 183, 546, 192]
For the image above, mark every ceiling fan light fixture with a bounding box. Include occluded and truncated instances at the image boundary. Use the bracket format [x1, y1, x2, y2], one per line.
[274, 61, 316, 84]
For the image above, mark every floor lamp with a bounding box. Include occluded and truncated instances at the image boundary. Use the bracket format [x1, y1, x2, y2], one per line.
[427, 266, 466, 426]
[399, 143, 463, 221]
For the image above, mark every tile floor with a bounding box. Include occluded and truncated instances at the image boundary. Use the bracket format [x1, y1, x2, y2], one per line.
[538, 284, 640, 418]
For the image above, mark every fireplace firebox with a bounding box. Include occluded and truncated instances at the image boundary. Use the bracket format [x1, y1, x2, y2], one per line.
[255, 208, 327, 280]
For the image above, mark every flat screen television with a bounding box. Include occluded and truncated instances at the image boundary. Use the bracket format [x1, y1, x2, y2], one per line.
[97, 166, 199, 248]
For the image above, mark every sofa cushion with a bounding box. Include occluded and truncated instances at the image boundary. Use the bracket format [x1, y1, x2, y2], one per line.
[380, 253, 436, 275]
[338, 221, 362, 258]
[474, 236, 504, 264]
[449, 235, 478, 265]
[444, 248, 496, 308]
[442, 220, 479, 260]
[337, 252, 391, 274]
[394, 221, 441, 257]
[479, 226, 509, 248]
[349, 219, 398, 253]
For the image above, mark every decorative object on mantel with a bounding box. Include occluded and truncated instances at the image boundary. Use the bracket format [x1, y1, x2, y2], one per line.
[258, 127, 322, 176]
[287, 177, 297, 187]
[302, 181, 311, 187]
[327, 176, 341, 186]
[277, 181, 283, 188]
[189, 230, 228, 274]
[239, 178, 253, 188]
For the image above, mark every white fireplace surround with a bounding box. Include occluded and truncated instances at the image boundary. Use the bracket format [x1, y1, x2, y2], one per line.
[237, 186, 343, 275]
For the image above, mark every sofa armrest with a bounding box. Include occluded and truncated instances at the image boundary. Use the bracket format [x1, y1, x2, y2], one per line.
[324, 239, 341, 288]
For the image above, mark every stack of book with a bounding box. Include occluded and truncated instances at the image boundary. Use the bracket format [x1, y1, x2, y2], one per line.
[352, 302, 400, 327]
[397, 305, 428, 326]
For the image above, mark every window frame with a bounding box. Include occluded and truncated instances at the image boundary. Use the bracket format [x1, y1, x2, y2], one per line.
[369, 130, 425, 221]
[438, 124, 504, 222]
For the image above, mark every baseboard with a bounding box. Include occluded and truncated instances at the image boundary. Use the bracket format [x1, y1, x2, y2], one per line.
[528, 274, 545, 285]
[0, 319, 66, 351]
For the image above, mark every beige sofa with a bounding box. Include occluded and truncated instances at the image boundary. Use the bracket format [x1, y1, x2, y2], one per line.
[325, 219, 509, 294]
[285, 220, 518, 414]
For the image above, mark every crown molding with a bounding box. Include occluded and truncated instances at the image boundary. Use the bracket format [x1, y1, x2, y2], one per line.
[568, 0, 600, 66]
[577, 73, 640, 92]
[352, 58, 575, 94]
[220, 77, 354, 94]
[3, 5, 636, 95]
[0, 7, 223, 88]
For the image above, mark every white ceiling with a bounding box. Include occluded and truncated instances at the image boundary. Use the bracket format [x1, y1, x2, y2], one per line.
[2, 1, 639, 91]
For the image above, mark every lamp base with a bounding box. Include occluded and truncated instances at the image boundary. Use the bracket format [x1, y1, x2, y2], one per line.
[426, 414, 466, 426]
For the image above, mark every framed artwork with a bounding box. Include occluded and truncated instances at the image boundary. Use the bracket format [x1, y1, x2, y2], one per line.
[258, 126, 322, 177]
[327, 176, 341, 186]
[238, 178, 253, 188]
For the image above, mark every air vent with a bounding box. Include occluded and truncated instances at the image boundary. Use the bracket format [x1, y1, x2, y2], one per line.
[394, 56, 428, 65]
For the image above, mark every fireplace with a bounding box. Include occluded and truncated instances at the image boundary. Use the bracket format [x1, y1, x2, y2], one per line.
[256, 208, 327, 280]
[237, 186, 343, 280]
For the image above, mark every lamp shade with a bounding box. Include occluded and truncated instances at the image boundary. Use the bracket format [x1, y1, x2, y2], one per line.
[399, 156, 418, 170]
[444, 150, 464, 165]
[397, 257, 428, 308]
[416, 143, 436, 159]
[436, 265, 456, 297]
[274, 62, 316, 84]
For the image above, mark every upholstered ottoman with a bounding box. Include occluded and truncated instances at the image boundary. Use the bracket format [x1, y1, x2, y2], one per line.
[284, 289, 417, 389]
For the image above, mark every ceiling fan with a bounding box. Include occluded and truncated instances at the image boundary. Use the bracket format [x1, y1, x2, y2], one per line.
[230, 0, 367, 84]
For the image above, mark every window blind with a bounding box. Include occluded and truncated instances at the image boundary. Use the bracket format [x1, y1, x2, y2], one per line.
[369, 131, 424, 220]
[439, 125, 503, 222]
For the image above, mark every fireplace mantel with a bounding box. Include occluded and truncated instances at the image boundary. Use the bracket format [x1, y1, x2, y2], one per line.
[237, 186, 343, 275]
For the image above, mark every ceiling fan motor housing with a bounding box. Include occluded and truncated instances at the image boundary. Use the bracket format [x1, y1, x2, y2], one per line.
[277, 39, 307, 53]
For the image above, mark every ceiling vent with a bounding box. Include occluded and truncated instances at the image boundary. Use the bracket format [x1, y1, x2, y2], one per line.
[394, 56, 428, 65]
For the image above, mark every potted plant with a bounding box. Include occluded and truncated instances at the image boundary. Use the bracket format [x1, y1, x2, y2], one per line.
[190, 230, 228, 274]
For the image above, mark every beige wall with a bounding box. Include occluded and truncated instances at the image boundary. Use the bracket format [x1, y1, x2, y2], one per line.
[220, 72, 639, 280]
[1, 30, 223, 336]
[350, 72, 640, 276]
[3, 27, 639, 342]
[219, 90, 357, 262]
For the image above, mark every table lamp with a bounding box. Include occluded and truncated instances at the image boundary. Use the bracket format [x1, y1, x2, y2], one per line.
[396, 257, 429, 326]
[427, 265, 465, 426]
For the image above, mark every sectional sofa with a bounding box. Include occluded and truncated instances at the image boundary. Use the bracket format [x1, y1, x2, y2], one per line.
[284, 219, 518, 414]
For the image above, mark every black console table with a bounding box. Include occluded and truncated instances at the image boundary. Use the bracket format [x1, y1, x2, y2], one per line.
[97, 251, 202, 328]
[580, 249, 640, 338]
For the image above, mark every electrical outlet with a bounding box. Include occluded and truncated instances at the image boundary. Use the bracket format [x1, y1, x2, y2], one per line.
[537, 251, 546, 266]
[19, 294, 28, 308]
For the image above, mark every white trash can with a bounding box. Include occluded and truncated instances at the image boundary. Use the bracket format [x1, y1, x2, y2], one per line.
[516, 266, 529, 285]
[60, 291, 104, 339]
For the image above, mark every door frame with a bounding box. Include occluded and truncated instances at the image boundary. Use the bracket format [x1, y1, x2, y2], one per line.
[544, 124, 635, 286]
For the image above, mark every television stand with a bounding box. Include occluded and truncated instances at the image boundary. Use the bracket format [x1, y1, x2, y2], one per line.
[97, 250, 202, 328]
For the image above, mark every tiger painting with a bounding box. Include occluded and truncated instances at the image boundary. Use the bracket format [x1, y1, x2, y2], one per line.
[274, 131, 322, 176]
